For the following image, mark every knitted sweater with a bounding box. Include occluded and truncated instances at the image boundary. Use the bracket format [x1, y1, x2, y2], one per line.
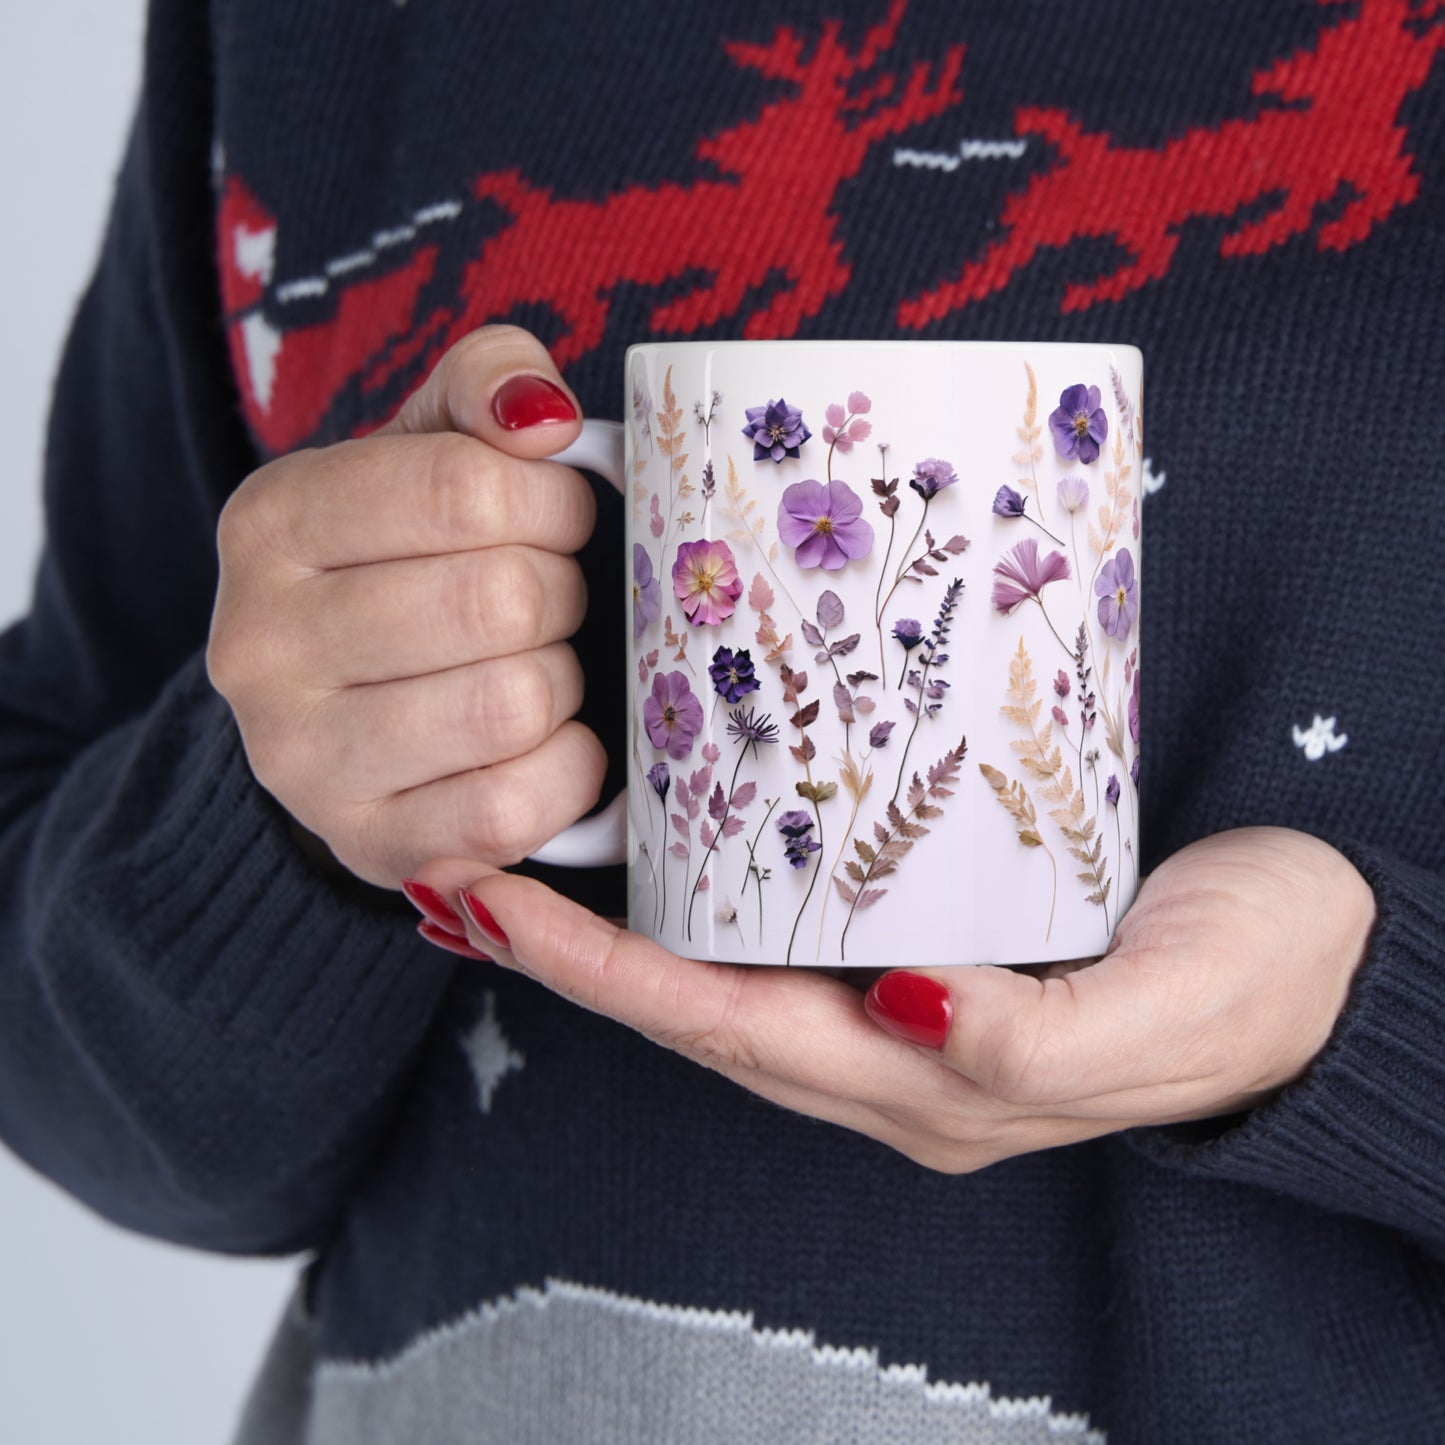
[2, 0, 1443, 1440]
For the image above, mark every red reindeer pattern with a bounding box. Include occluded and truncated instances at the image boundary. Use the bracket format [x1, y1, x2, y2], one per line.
[363, 0, 963, 394]
[219, 0, 1442, 456]
[898, 0, 1445, 327]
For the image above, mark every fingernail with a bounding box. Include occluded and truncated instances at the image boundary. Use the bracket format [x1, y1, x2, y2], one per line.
[491, 374, 577, 430]
[401, 879, 466, 937]
[864, 971, 953, 1051]
[417, 919, 493, 962]
[458, 888, 511, 951]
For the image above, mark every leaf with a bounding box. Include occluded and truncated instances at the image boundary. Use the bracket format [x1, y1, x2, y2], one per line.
[708, 782, 728, 821]
[690, 766, 713, 798]
[843, 860, 866, 885]
[816, 589, 845, 630]
[671, 812, 689, 838]
[830, 633, 861, 658]
[730, 780, 758, 810]
[832, 681, 855, 723]
[848, 418, 872, 443]
[794, 699, 821, 729]
[880, 496, 900, 518]
[721, 814, 745, 839]
[800, 619, 825, 648]
[853, 838, 877, 866]
[855, 887, 888, 911]
[798, 779, 837, 804]
[833, 875, 859, 904]
[825, 402, 847, 429]
[847, 390, 871, 414]
[668, 842, 689, 860]
[699, 819, 716, 849]
[944, 535, 970, 554]
[697, 874, 711, 893]
[702, 741, 721, 764]
[869, 720, 895, 748]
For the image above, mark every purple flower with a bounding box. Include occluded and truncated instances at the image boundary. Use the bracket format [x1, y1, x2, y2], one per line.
[892, 618, 924, 651]
[726, 706, 779, 750]
[1129, 671, 1140, 744]
[742, 397, 811, 462]
[992, 484, 1027, 518]
[1105, 774, 1120, 807]
[776, 809, 820, 869]
[646, 761, 670, 802]
[633, 543, 661, 638]
[1056, 474, 1090, 513]
[909, 457, 959, 501]
[1052, 669, 1070, 699]
[1131, 754, 1141, 787]
[673, 537, 743, 626]
[643, 670, 704, 760]
[990, 538, 1072, 614]
[1049, 383, 1109, 465]
[709, 645, 760, 703]
[1095, 547, 1138, 640]
[777, 478, 875, 571]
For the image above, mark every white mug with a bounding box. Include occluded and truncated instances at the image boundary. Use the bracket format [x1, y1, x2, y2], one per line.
[538, 340, 1142, 968]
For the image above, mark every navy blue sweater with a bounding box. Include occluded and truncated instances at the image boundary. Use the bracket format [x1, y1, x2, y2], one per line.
[2, 0, 1443, 1439]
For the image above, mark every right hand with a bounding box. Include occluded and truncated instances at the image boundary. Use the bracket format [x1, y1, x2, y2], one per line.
[207, 325, 606, 887]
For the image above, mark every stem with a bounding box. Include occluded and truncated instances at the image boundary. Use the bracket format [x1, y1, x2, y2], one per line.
[739, 798, 779, 946]
[1026, 513, 1067, 548]
[816, 758, 869, 958]
[639, 842, 660, 934]
[873, 509, 899, 687]
[1033, 595, 1076, 661]
[1043, 844, 1057, 943]
[686, 747, 747, 941]
[785, 808, 824, 967]
[890, 652, 934, 807]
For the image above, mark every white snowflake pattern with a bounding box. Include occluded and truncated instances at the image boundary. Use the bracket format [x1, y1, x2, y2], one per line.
[1292, 715, 1348, 761]
[459, 992, 525, 1114]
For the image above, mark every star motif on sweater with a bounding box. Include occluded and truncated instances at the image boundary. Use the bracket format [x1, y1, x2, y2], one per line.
[460, 992, 525, 1114]
[1292, 715, 1348, 761]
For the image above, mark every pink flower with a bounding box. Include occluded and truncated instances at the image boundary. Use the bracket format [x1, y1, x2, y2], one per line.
[643, 670, 704, 760]
[990, 538, 1072, 614]
[777, 478, 875, 571]
[672, 538, 743, 626]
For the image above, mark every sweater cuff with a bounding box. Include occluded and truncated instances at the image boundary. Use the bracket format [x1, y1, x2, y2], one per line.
[58, 654, 452, 1066]
[1128, 843, 1445, 1249]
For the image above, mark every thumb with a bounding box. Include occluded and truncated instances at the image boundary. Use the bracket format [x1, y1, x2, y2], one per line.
[380, 323, 583, 457]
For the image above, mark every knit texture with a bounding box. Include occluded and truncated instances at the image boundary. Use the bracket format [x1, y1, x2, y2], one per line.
[1, 1, 1443, 1441]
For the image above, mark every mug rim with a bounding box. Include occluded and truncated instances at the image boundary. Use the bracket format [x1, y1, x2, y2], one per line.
[625, 338, 1143, 365]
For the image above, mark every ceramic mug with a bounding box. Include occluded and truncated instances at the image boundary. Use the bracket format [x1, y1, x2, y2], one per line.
[535, 340, 1143, 968]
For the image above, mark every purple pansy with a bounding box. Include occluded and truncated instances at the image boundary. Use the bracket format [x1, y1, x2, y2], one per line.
[1049, 383, 1109, 465]
[742, 397, 811, 462]
[777, 478, 875, 571]
[643, 670, 704, 760]
[646, 761, 671, 803]
[909, 457, 959, 501]
[633, 543, 661, 638]
[1095, 547, 1138, 640]
[776, 809, 821, 869]
[709, 645, 760, 703]
[993, 484, 1027, 518]
[673, 537, 743, 626]
[990, 538, 1072, 614]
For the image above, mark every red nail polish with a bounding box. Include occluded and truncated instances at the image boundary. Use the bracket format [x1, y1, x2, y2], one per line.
[491, 374, 578, 430]
[458, 888, 511, 950]
[417, 919, 493, 962]
[864, 971, 953, 1051]
[401, 879, 466, 937]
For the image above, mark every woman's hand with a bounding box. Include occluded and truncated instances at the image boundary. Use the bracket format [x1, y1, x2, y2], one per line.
[207, 326, 606, 887]
[408, 828, 1376, 1171]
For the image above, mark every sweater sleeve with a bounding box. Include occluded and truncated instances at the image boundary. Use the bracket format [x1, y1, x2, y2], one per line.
[0, 0, 454, 1255]
[1128, 842, 1445, 1257]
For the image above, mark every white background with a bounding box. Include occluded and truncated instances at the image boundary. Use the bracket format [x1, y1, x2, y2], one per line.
[0, 5, 295, 1441]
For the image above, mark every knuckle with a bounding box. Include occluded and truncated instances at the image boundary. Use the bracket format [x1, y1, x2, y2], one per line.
[461, 769, 543, 866]
[656, 971, 759, 1075]
[977, 1009, 1065, 1107]
[474, 657, 554, 758]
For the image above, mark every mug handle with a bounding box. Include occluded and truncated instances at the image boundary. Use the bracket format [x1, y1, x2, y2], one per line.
[526, 418, 629, 868]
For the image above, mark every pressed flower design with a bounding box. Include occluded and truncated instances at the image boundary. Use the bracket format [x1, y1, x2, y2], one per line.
[673, 537, 743, 626]
[633, 543, 661, 638]
[1049, 383, 1109, 465]
[643, 670, 703, 760]
[778, 478, 875, 571]
[631, 357, 1138, 964]
[742, 397, 811, 462]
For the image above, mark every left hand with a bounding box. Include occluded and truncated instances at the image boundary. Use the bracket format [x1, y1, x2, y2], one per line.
[405, 827, 1376, 1173]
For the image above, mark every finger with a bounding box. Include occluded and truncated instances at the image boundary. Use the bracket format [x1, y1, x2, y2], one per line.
[310, 643, 584, 797]
[379, 324, 583, 459]
[364, 720, 608, 876]
[296, 546, 587, 683]
[432, 870, 959, 1111]
[233, 436, 597, 572]
[867, 955, 1188, 1114]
